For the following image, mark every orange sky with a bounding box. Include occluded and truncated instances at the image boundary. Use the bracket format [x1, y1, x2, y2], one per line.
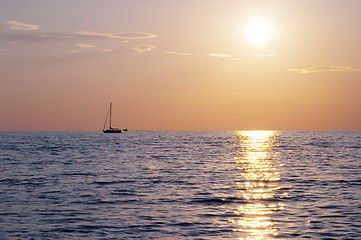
[0, 0, 360, 131]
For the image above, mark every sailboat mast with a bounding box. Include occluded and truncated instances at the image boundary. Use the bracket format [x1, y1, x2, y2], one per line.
[109, 102, 112, 129]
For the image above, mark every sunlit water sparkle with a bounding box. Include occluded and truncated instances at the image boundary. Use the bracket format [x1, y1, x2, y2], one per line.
[0, 131, 360, 239]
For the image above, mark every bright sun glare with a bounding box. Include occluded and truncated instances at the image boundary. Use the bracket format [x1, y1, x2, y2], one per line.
[246, 19, 271, 43]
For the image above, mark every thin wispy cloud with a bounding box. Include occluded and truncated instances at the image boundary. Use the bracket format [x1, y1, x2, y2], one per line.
[75, 31, 157, 39]
[76, 43, 95, 48]
[164, 51, 177, 54]
[163, 51, 192, 56]
[7, 20, 39, 31]
[209, 53, 232, 58]
[132, 45, 155, 53]
[101, 49, 113, 53]
[0, 48, 7, 51]
[289, 66, 361, 74]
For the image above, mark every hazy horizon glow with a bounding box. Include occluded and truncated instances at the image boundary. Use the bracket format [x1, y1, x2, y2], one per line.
[0, 0, 360, 131]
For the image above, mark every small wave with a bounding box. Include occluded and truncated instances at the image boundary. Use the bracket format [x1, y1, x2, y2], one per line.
[346, 145, 361, 149]
[189, 196, 242, 205]
[111, 189, 137, 196]
[61, 172, 96, 176]
[92, 180, 135, 185]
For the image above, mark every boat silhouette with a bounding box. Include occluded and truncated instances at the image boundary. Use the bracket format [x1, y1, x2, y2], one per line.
[102, 102, 122, 133]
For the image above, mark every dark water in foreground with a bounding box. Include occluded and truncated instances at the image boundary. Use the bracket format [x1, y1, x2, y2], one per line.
[0, 131, 360, 239]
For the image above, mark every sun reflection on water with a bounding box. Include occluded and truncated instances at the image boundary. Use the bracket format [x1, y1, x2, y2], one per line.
[231, 130, 284, 239]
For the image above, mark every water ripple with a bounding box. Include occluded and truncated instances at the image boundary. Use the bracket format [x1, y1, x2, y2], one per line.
[0, 131, 360, 239]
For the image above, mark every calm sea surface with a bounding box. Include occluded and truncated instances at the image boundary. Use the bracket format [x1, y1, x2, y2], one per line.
[0, 131, 360, 239]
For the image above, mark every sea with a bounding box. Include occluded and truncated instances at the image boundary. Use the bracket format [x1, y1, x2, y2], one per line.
[0, 131, 360, 239]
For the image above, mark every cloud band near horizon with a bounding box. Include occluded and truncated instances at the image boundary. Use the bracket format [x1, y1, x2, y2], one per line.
[7, 20, 39, 31]
[75, 31, 157, 39]
[289, 66, 361, 74]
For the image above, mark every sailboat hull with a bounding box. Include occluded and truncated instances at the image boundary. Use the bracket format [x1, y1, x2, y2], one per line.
[103, 129, 122, 133]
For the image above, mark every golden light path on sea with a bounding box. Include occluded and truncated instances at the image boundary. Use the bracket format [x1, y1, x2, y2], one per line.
[230, 130, 285, 240]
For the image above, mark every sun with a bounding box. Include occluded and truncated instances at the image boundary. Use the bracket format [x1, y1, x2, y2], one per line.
[246, 19, 271, 43]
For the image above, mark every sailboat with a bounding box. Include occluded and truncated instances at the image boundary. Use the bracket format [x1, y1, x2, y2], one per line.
[102, 102, 122, 133]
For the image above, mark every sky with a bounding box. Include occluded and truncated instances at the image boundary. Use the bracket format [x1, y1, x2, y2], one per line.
[0, 0, 360, 131]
